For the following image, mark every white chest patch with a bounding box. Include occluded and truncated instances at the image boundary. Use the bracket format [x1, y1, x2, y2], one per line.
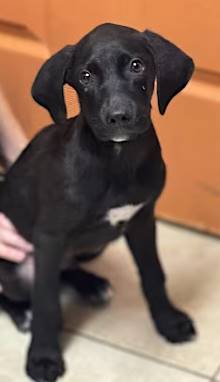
[105, 203, 144, 226]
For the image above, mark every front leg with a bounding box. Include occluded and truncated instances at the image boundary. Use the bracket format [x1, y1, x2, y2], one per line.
[125, 205, 196, 343]
[26, 230, 66, 382]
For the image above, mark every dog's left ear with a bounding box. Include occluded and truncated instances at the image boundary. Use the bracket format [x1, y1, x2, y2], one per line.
[143, 30, 194, 115]
[32, 45, 75, 124]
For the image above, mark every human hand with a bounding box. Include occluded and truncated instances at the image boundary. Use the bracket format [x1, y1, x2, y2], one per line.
[0, 213, 34, 262]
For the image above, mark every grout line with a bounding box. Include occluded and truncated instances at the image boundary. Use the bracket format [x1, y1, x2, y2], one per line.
[64, 327, 210, 380]
[210, 365, 220, 381]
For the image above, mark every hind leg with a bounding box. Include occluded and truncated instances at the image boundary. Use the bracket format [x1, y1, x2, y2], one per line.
[0, 294, 31, 332]
[61, 268, 113, 305]
[76, 251, 103, 263]
[0, 258, 33, 331]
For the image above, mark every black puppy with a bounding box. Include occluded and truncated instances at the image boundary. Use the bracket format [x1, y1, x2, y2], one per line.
[0, 23, 195, 381]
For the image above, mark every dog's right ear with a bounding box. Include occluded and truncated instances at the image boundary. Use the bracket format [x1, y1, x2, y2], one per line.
[31, 45, 75, 124]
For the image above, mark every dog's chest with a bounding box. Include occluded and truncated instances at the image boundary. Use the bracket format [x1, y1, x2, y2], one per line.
[104, 203, 144, 226]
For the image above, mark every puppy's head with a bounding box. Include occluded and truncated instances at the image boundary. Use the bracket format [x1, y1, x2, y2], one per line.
[32, 23, 194, 142]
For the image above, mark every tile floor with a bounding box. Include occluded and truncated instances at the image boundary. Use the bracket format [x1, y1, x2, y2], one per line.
[0, 222, 220, 381]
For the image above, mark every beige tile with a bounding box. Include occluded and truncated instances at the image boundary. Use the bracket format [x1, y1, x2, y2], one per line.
[0, 314, 208, 382]
[63, 222, 220, 377]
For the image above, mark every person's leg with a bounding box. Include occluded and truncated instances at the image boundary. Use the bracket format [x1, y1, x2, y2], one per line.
[0, 90, 32, 261]
[0, 88, 28, 168]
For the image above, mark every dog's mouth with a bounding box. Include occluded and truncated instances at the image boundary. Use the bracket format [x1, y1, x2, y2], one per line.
[96, 129, 148, 144]
[86, 114, 151, 144]
[111, 136, 129, 143]
[100, 126, 149, 144]
[96, 133, 136, 143]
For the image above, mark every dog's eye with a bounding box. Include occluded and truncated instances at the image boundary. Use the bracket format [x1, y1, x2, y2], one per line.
[80, 70, 91, 85]
[130, 59, 145, 73]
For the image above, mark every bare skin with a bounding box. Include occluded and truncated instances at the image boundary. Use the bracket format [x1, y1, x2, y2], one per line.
[0, 89, 34, 262]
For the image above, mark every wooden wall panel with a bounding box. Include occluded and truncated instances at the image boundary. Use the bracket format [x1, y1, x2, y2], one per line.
[0, 0, 51, 137]
[153, 71, 220, 234]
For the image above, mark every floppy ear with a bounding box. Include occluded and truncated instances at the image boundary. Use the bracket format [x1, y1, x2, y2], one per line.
[31, 45, 75, 124]
[143, 30, 194, 115]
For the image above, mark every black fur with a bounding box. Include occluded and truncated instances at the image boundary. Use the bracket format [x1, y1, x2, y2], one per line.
[0, 23, 195, 382]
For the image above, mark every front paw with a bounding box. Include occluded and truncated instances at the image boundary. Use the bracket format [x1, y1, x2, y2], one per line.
[152, 306, 196, 343]
[26, 343, 65, 382]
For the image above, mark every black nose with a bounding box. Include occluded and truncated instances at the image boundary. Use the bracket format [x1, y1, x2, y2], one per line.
[106, 110, 132, 126]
